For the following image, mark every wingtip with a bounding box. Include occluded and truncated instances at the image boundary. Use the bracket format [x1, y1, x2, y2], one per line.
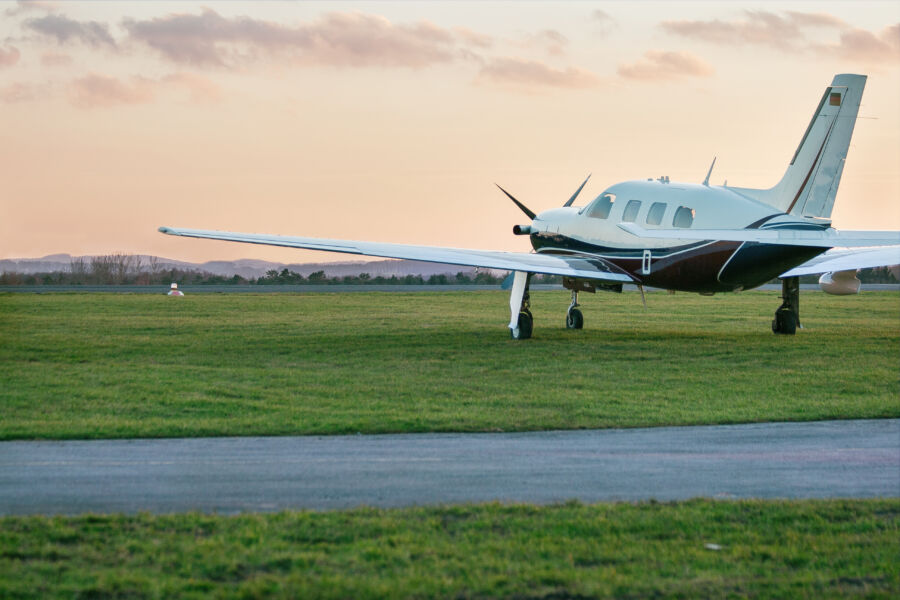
[158, 226, 172, 234]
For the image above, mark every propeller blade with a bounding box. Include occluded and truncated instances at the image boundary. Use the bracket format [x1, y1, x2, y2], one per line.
[563, 173, 591, 207]
[496, 184, 536, 220]
[500, 271, 515, 290]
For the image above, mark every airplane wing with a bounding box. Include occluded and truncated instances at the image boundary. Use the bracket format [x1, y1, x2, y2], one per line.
[780, 245, 900, 277]
[617, 223, 900, 248]
[158, 227, 635, 283]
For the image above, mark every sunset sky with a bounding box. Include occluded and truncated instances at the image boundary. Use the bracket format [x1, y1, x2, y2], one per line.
[2, 1, 898, 264]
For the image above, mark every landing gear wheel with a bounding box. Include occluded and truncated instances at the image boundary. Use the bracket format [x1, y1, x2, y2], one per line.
[772, 307, 797, 335]
[566, 308, 584, 329]
[772, 276, 800, 335]
[510, 311, 533, 340]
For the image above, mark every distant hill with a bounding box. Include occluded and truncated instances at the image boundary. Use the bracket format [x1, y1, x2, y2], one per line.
[0, 254, 495, 279]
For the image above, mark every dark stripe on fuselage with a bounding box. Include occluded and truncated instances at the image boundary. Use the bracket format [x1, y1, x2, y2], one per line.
[746, 215, 833, 232]
[760, 222, 833, 231]
[745, 214, 783, 229]
[531, 232, 827, 293]
[530, 232, 707, 258]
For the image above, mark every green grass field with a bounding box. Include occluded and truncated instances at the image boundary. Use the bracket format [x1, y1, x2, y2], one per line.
[2, 291, 898, 598]
[1, 291, 897, 440]
[1, 500, 898, 599]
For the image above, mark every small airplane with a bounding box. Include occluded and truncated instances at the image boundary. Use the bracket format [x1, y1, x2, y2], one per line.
[161, 73, 900, 339]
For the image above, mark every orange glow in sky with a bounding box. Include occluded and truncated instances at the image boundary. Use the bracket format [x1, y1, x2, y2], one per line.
[2, 1, 898, 263]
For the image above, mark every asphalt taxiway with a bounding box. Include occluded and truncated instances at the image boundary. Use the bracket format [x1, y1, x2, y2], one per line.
[1, 419, 897, 515]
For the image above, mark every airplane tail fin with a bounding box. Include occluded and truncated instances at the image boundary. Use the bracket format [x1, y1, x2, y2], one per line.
[733, 74, 866, 220]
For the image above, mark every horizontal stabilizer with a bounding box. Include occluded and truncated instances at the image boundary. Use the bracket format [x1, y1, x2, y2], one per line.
[158, 226, 635, 284]
[617, 223, 900, 248]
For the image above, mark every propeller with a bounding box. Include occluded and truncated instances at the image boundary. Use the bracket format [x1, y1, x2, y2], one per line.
[495, 184, 536, 220]
[563, 173, 591, 207]
[496, 173, 593, 220]
[497, 174, 592, 288]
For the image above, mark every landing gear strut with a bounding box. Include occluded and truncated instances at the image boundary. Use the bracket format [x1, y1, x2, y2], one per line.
[509, 271, 533, 339]
[566, 290, 584, 329]
[772, 276, 800, 335]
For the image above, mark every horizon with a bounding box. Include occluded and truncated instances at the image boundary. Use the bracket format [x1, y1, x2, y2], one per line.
[2, 1, 899, 264]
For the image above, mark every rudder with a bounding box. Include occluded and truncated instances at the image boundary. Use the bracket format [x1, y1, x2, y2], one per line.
[733, 74, 866, 220]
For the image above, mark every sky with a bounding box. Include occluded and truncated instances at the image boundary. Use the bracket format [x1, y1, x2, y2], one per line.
[1, 0, 899, 263]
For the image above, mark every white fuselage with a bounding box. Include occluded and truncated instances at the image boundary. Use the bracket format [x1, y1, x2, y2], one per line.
[526, 179, 826, 293]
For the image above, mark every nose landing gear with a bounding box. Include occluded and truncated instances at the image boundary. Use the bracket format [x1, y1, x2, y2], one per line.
[566, 290, 584, 329]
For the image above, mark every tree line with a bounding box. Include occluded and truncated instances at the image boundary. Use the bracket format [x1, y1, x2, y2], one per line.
[0, 254, 563, 286]
[1, 253, 896, 286]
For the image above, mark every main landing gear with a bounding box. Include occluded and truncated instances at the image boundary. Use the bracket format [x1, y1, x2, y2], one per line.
[509, 271, 534, 339]
[566, 290, 584, 329]
[772, 276, 800, 335]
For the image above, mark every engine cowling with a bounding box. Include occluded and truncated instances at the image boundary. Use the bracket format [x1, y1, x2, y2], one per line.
[819, 270, 860, 295]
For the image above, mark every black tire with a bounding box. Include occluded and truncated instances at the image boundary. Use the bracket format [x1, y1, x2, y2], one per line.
[566, 308, 584, 329]
[773, 307, 797, 335]
[510, 311, 533, 340]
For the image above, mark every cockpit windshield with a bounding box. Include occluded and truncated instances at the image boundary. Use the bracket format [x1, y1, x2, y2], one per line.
[581, 193, 616, 219]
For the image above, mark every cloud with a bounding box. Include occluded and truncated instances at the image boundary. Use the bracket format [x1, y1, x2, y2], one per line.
[0, 82, 40, 103]
[591, 9, 617, 34]
[784, 11, 847, 29]
[821, 24, 900, 63]
[161, 72, 221, 103]
[66, 72, 222, 108]
[453, 26, 493, 49]
[661, 10, 899, 63]
[68, 74, 154, 108]
[123, 9, 479, 69]
[4, 1, 58, 17]
[478, 57, 600, 90]
[0, 46, 21, 68]
[24, 14, 116, 48]
[661, 11, 813, 50]
[522, 29, 568, 56]
[617, 50, 714, 81]
[40, 52, 72, 67]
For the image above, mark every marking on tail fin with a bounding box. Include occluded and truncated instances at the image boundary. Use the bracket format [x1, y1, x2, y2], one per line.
[786, 118, 836, 214]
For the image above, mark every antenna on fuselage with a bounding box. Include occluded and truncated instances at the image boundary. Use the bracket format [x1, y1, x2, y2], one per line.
[702, 156, 717, 186]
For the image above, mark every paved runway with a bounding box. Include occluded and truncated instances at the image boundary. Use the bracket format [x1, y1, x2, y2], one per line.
[1, 419, 897, 515]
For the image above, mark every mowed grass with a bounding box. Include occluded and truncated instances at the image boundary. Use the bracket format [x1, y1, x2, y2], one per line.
[1, 500, 897, 599]
[0, 291, 897, 440]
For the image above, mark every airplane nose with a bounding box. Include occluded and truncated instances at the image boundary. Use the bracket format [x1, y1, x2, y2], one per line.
[513, 225, 532, 235]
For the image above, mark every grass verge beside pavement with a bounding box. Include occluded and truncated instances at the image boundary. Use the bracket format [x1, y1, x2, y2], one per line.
[1, 499, 897, 599]
[1, 291, 898, 440]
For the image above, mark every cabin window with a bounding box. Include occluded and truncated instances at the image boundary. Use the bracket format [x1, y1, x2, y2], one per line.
[646, 202, 666, 226]
[584, 193, 615, 219]
[673, 206, 695, 228]
[622, 200, 642, 223]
